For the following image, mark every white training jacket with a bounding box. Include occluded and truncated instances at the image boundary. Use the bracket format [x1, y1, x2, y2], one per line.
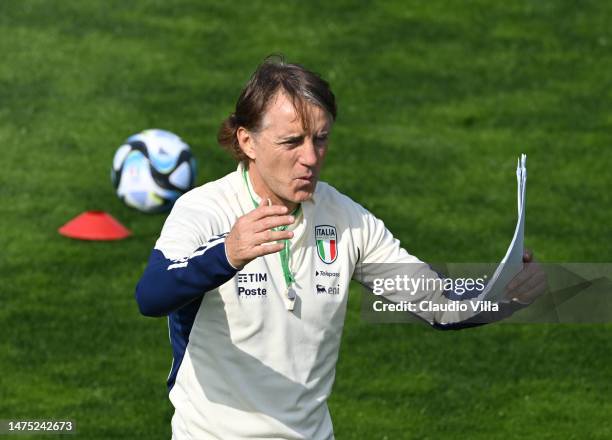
[135, 163, 519, 439]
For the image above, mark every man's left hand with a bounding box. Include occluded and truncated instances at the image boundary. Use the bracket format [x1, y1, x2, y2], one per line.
[504, 249, 548, 304]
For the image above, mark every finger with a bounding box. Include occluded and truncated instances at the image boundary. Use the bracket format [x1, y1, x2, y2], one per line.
[248, 204, 290, 220]
[511, 278, 548, 304]
[506, 262, 539, 291]
[523, 248, 534, 263]
[253, 229, 294, 245]
[505, 271, 547, 300]
[505, 268, 540, 294]
[252, 215, 295, 233]
[511, 273, 546, 298]
[249, 242, 286, 258]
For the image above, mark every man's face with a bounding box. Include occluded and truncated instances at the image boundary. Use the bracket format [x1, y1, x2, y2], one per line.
[241, 92, 332, 206]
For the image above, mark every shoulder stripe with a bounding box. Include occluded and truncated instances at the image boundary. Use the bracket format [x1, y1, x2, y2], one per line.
[167, 236, 227, 271]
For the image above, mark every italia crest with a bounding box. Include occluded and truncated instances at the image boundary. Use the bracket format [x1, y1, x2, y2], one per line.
[315, 225, 337, 264]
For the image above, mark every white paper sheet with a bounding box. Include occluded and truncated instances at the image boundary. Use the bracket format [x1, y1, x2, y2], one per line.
[481, 154, 527, 302]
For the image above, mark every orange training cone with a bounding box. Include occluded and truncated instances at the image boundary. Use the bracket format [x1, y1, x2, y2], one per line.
[58, 211, 131, 241]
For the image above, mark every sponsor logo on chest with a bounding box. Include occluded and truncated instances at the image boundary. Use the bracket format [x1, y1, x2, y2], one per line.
[315, 283, 340, 295]
[315, 225, 337, 264]
[236, 272, 268, 297]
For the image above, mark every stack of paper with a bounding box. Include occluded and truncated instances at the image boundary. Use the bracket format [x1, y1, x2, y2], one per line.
[482, 154, 527, 302]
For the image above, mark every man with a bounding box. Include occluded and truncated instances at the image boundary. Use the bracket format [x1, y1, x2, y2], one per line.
[135, 57, 546, 439]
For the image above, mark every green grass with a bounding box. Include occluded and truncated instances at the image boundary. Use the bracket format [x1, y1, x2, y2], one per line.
[1, 0, 611, 438]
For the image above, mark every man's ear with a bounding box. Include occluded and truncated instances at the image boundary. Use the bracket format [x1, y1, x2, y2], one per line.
[237, 127, 256, 160]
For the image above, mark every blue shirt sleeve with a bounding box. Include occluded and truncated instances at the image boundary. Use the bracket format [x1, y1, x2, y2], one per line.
[135, 233, 239, 317]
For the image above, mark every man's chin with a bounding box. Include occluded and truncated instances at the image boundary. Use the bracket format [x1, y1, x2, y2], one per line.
[279, 180, 317, 205]
[292, 182, 317, 202]
[294, 193, 314, 203]
[280, 191, 313, 206]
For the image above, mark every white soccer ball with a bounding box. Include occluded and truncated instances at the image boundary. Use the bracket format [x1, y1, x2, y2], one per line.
[111, 129, 197, 213]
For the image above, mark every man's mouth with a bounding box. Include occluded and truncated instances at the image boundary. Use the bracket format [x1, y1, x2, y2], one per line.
[295, 177, 315, 186]
[296, 174, 315, 182]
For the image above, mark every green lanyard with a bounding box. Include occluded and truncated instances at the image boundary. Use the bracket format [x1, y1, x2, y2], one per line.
[242, 167, 301, 291]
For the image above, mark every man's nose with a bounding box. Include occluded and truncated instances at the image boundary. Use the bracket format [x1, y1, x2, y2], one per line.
[299, 138, 318, 167]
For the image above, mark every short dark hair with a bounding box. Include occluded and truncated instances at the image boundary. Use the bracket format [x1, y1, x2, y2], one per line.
[218, 55, 337, 162]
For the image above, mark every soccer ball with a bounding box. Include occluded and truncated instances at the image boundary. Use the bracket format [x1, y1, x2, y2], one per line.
[111, 129, 197, 213]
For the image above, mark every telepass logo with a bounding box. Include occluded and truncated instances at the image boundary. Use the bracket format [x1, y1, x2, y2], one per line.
[315, 225, 337, 264]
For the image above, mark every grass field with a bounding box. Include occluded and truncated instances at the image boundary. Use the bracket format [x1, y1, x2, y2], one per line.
[1, 0, 611, 438]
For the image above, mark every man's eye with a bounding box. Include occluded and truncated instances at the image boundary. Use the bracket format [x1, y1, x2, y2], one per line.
[314, 135, 328, 144]
[282, 138, 302, 146]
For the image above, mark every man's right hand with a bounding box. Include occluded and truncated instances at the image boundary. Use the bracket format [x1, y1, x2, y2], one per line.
[225, 204, 295, 269]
